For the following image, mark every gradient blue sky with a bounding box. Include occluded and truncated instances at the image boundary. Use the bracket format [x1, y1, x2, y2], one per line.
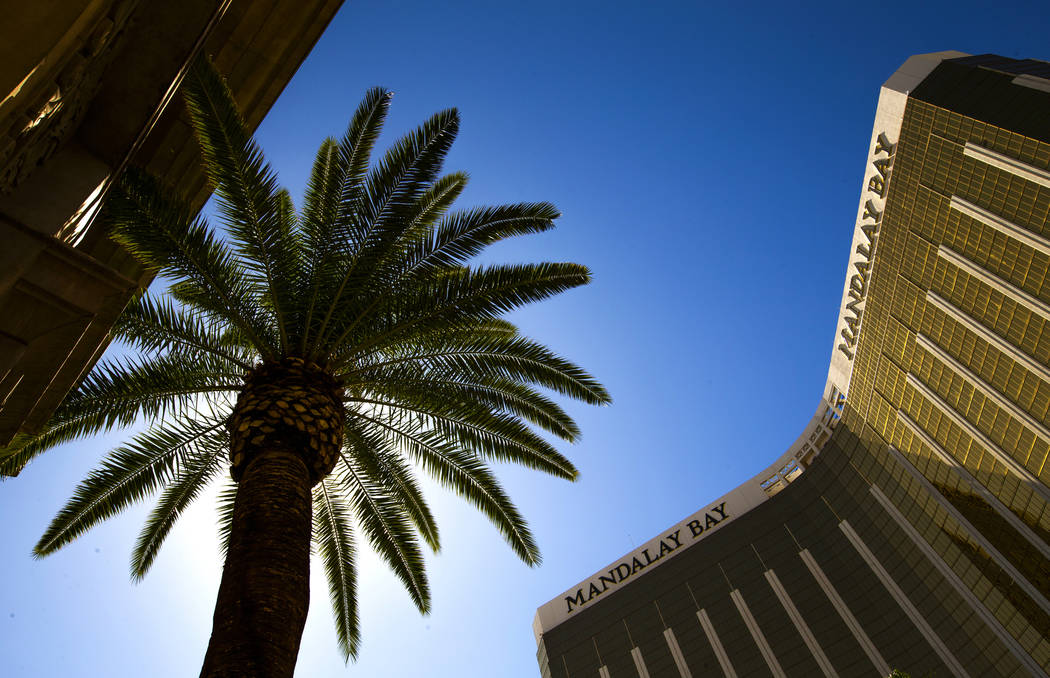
[4, 1, 1050, 676]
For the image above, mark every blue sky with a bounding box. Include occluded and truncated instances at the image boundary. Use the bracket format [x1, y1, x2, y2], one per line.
[3, 1, 1050, 676]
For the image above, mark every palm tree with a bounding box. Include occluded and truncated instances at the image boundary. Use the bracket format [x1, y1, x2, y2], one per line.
[1, 57, 609, 677]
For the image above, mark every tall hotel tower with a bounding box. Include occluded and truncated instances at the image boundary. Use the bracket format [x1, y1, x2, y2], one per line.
[535, 52, 1050, 678]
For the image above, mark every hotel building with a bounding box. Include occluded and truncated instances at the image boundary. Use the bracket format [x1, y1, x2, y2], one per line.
[534, 52, 1050, 678]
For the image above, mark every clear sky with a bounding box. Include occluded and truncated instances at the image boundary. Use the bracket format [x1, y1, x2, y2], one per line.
[3, 1, 1050, 676]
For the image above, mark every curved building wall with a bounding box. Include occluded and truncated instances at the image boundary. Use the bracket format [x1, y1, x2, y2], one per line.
[535, 52, 1050, 678]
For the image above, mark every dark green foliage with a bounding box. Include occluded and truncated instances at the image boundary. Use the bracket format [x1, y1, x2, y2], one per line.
[6, 56, 608, 661]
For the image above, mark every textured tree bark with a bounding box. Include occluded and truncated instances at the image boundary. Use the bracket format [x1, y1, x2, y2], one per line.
[199, 448, 313, 678]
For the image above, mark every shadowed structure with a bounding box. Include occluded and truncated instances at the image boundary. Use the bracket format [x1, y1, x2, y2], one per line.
[0, 0, 346, 462]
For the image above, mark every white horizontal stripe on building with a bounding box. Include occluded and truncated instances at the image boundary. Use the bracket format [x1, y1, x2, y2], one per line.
[937, 245, 1050, 321]
[696, 609, 737, 678]
[905, 373, 1050, 505]
[764, 569, 839, 677]
[798, 548, 890, 676]
[896, 409, 1050, 561]
[949, 195, 1050, 258]
[838, 519, 971, 678]
[964, 142, 1050, 190]
[869, 485, 1048, 678]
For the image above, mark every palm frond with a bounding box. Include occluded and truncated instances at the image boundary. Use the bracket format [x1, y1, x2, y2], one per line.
[319, 172, 472, 353]
[339, 263, 592, 364]
[297, 138, 343, 353]
[115, 292, 255, 369]
[345, 367, 579, 441]
[429, 378, 580, 441]
[53, 351, 238, 436]
[183, 56, 300, 351]
[322, 202, 561, 354]
[312, 108, 460, 357]
[366, 420, 540, 565]
[314, 479, 360, 661]
[34, 415, 226, 556]
[301, 89, 392, 354]
[131, 430, 227, 579]
[429, 447, 540, 566]
[0, 434, 55, 476]
[402, 202, 560, 279]
[10, 349, 237, 474]
[347, 394, 577, 480]
[105, 167, 275, 358]
[354, 108, 459, 251]
[343, 420, 439, 550]
[350, 171, 470, 292]
[336, 453, 430, 613]
[215, 478, 238, 560]
[343, 331, 610, 406]
[274, 188, 304, 322]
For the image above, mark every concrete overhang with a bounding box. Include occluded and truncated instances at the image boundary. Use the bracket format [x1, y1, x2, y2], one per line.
[0, 0, 346, 463]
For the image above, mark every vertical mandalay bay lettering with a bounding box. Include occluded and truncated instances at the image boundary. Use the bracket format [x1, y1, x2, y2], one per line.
[838, 131, 895, 361]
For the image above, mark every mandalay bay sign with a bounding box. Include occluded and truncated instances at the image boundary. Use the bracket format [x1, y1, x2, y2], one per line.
[562, 502, 731, 615]
[836, 131, 896, 361]
[535, 468, 771, 633]
[532, 496, 742, 631]
[825, 80, 908, 402]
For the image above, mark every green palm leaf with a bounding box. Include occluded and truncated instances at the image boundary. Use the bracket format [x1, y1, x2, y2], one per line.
[342, 420, 439, 550]
[0, 433, 59, 476]
[35, 414, 226, 556]
[347, 392, 577, 480]
[131, 429, 228, 579]
[389, 425, 540, 565]
[337, 454, 430, 612]
[300, 88, 392, 346]
[341, 262, 592, 361]
[345, 332, 610, 405]
[105, 167, 274, 357]
[314, 479, 360, 661]
[182, 57, 300, 351]
[401, 202, 561, 279]
[55, 352, 239, 433]
[312, 108, 460, 356]
[115, 292, 254, 369]
[215, 479, 238, 559]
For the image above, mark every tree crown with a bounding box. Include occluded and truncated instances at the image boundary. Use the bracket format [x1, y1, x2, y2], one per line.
[2, 57, 609, 661]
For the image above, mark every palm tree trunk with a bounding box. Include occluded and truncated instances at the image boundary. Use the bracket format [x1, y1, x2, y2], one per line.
[199, 448, 313, 678]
